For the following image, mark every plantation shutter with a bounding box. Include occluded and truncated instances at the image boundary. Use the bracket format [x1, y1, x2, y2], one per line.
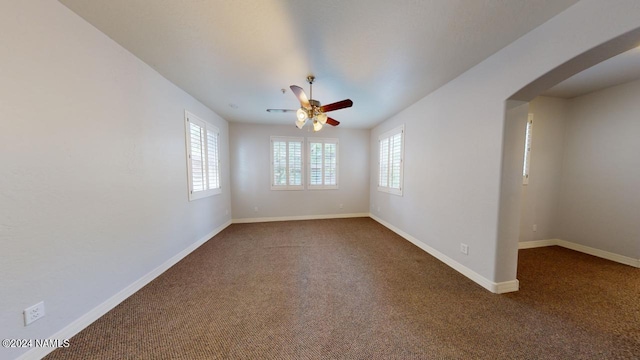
[378, 125, 404, 195]
[308, 139, 338, 189]
[190, 121, 206, 192]
[379, 137, 389, 187]
[324, 142, 337, 186]
[389, 132, 402, 189]
[272, 140, 287, 186]
[271, 137, 304, 190]
[207, 128, 219, 190]
[288, 141, 302, 186]
[310, 142, 323, 186]
[522, 114, 533, 184]
[186, 112, 221, 200]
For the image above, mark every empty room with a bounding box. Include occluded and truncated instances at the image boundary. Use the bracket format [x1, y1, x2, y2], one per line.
[1, 1, 638, 359]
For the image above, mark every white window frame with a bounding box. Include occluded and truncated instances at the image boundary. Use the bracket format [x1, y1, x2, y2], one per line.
[378, 125, 404, 196]
[185, 111, 221, 201]
[307, 138, 339, 190]
[522, 114, 533, 185]
[270, 136, 304, 190]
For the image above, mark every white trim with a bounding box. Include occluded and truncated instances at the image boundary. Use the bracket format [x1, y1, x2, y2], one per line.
[232, 213, 369, 224]
[518, 238, 640, 268]
[378, 124, 405, 140]
[369, 214, 518, 294]
[557, 240, 640, 268]
[517, 239, 557, 249]
[495, 280, 520, 293]
[17, 220, 232, 360]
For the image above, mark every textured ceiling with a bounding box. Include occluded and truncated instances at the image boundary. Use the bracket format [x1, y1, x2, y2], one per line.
[59, 0, 579, 128]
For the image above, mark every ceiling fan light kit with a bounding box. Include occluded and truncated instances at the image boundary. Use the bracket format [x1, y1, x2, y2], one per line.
[313, 120, 323, 132]
[267, 75, 353, 131]
[296, 108, 307, 120]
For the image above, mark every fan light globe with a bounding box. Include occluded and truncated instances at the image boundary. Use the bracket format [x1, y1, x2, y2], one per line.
[313, 120, 323, 132]
[317, 113, 327, 125]
[295, 119, 306, 129]
[296, 108, 307, 121]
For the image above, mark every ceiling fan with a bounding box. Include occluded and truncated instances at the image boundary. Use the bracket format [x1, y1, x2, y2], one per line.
[267, 75, 353, 131]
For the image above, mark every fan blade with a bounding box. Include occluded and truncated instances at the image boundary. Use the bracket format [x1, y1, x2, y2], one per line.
[321, 99, 353, 113]
[267, 109, 296, 113]
[326, 117, 340, 126]
[290, 85, 311, 109]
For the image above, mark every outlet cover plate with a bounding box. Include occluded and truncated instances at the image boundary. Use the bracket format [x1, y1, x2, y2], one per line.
[24, 301, 45, 326]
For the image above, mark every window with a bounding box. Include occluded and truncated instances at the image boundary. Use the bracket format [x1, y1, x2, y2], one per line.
[522, 114, 533, 185]
[308, 138, 338, 189]
[378, 125, 404, 195]
[185, 111, 221, 200]
[271, 136, 304, 190]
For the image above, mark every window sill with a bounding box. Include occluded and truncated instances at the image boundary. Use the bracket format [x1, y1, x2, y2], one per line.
[377, 186, 402, 196]
[271, 186, 304, 191]
[308, 186, 339, 190]
[189, 187, 222, 201]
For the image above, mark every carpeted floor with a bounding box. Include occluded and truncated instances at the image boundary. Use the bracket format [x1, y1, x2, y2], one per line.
[46, 218, 639, 359]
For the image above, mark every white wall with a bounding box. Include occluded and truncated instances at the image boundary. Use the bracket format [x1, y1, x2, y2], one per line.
[520, 81, 640, 260]
[230, 123, 369, 220]
[0, 1, 231, 359]
[519, 97, 568, 242]
[556, 79, 640, 259]
[495, 100, 529, 291]
[370, 0, 640, 289]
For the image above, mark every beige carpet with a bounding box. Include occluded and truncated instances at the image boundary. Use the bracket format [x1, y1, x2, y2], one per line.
[46, 218, 639, 359]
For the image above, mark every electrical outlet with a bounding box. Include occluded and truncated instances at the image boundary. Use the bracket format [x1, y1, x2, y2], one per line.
[225, 209, 229, 215]
[339, 204, 343, 209]
[460, 243, 469, 255]
[253, 206, 258, 212]
[532, 224, 537, 232]
[24, 301, 45, 326]
[377, 206, 380, 212]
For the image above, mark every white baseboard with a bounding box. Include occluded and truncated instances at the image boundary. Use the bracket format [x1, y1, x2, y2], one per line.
[517, 239, 558, 249]
[495, 280, 520, 293]
[369, 214, 518, 294]
[232, 213, 370, 224]
[518, 239, 561, 249]
[17, 220, 232, 360]
[519, 238, 640, 268]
